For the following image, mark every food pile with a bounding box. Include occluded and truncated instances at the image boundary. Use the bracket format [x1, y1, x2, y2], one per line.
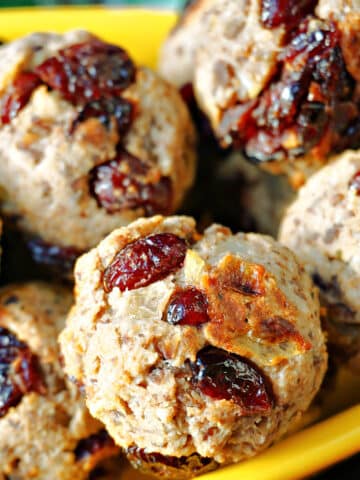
[0, 1, 359, 478]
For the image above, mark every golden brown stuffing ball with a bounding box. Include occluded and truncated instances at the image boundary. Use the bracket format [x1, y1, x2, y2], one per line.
[60, 215, 327, 479]
[0, 282, 120, 480]
[0, 30, 196, 260]
[279, 148, 360, 373]
[161, 0, 360, 186]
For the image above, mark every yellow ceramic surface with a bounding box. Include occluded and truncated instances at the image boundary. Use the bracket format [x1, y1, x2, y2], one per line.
[0, 6, 359, 479]
[0, 6, 177, 68]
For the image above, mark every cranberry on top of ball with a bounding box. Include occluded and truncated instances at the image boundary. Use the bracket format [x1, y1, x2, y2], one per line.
[60, 215, 327, 469]
[0, 31, 196, 257]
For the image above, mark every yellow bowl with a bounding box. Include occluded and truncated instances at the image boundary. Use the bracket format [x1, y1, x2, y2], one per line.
[0, 6, 359, 479]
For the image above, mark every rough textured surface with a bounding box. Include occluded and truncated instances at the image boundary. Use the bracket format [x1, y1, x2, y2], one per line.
[189, 0, 360, 185]
[0, 31, 196, 251]
[0, 282, 120, 479]
[316, 0, 360, 20]
[60, 215, 327, 473]
[194, 0, 285, 125]
[158, 0, 215, 87]
[279, 149, 360, 373]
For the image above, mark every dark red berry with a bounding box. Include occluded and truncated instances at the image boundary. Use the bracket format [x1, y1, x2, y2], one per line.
[221, 18, 358, 163]
[1, 72, 41, 124]
[166, 287, 210, 326]
[90, 149, 173, 215]
[179, 83, 195, 106]
[349, 171, 360, 195]
[74, 430, 117, 462]
[261, 0, 317, 29]
[71, 97, 135, 135]
[27, 238, 82, 276]
[191, 346, 273, 413]
[0, 327, 45, 418]
[126, 446, 217, 478]
[103, 233, 187, 292]
[35, 39, 136, 104]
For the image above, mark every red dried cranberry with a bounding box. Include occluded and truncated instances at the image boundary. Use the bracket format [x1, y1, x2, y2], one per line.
[1, 72, 41, 124]
[75, 430, 116, 461]
[90, 149, 173, 216]
[0, 327, 45, 418]
[261, 0, 317, 29]
[166, 287, 210, 326]
[221, 18, 359, 163]
[191, 346, 273, 413]
[27, 238, 82, 275]
[126, 446, 217, 477]
[103, 233, 187, 292]
[71, 97, 134, 135]
[35, 39, 136, 104]
[179, 83, 195, 106]
[349, 171, 360, 195]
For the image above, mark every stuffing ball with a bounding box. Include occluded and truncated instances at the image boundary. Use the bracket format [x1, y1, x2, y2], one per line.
[0, 282, 120, 480]
[165, 0, 359, 186]
[60, 215, 327, 479]
[0, 31, 196, 261]
[279, 149, 360, 373]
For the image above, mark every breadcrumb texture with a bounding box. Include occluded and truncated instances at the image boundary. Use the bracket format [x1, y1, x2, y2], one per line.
[0, 282, 119, 480]
[279, 149, 360, 372]
[158, 0, 215, 87]
[0, 31, 196, 250]
[187, 0, 360, 185]
[60, 215, 327, 466]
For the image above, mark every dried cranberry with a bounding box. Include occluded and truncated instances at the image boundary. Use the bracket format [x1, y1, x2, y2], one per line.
[1, 72, 41, 124]
[90, 149, 173, 215]
[35, 39, 136, 104]
[71, 97, 134, 135]
[166, 287, 210, 326]
[75, 430, 116, 461]
[0, 327, 45, 418]
[220, 18, 359, 163]
[103, 233, 187, 292]
[27, 238, 82, 275]
[191, 346, 273, 413]
[349, 171, 360, 195]
[126, 446, 217, 478]
[179, 83, 195, 106]
[261, 0, 317, 29]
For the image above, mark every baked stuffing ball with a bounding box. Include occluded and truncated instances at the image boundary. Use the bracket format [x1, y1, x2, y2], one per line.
[279, 149, 360, 373]
[190, 0, 360, 185]
[0, 30, 196, 263]
[60, 215, 327, 479]
[0, 282, 120, 480]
